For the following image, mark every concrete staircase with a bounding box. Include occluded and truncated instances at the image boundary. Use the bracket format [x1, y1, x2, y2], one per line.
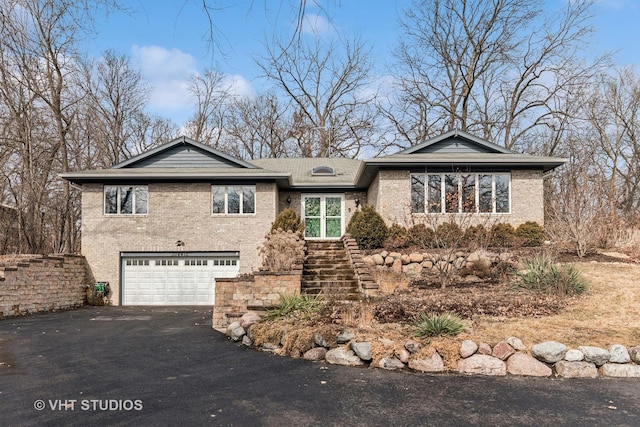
[302, 241, 361, 301]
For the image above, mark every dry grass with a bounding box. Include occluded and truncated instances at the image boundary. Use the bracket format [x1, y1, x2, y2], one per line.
[375, 270, 410, 294]
[472, 262, 640, 347]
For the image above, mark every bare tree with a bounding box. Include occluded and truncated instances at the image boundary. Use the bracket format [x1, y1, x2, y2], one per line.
[390, 0, 602, 151]
[257, 35, 379, 157]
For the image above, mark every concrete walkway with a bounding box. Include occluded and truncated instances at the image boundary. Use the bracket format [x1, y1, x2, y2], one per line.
[0, 306, 638, 426]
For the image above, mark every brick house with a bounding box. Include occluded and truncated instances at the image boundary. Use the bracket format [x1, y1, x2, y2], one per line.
[61, 129, 565, 306]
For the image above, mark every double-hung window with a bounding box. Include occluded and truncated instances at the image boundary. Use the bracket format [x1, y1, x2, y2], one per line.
[104, 185, 148, 215]
[411, 173, 510, 214]
[212, 185, 256, 214]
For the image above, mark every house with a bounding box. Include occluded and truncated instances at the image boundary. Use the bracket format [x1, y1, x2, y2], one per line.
[60, 129, 565, 306]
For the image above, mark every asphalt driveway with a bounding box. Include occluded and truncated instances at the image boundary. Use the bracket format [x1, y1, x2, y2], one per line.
[0, 306, 639, 426]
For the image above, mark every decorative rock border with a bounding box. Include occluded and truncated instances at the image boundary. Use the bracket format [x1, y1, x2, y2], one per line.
[225, 313, 640, 379]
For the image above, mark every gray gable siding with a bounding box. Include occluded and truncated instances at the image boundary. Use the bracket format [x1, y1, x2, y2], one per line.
[125, 145, 240, 169]
[413, 138, 501, 154]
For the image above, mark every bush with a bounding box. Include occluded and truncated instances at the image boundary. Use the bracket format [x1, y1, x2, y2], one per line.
[413, 312, 466, 338]
[490, 223, 517, 247]
[271, 208, 304, 233]
[463, 224, 490, 248]
[406, 224, 435, 249]
[434, 221, 463, 248]
[265, 293, 325, 320]
[515, 221, 546, 247]
[512, 254, 588, 296]
[259, 229, 305, 272]
[385, 223, 408, 249]
[346, 205, 389, 249]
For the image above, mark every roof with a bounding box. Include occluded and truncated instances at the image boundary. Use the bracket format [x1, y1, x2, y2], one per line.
[250, 158, 363, 189]
[60, 131, 566, 188]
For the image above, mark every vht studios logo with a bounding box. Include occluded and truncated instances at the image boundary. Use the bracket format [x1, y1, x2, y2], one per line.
[34, 399, 143, 411]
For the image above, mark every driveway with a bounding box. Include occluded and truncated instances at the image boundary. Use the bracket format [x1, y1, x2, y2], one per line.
[0, 306, 638, 426]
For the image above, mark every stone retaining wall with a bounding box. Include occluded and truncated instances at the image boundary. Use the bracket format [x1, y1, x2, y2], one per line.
[0, 255, 89, 318]
[212, 272, 302, 331]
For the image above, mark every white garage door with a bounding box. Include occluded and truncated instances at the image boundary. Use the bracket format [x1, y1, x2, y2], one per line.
[121, 255, 239, 305]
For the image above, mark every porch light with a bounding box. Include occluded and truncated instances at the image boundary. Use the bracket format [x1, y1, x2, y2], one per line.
[354, 197, 360, 207]
[286, 195, 292, 205]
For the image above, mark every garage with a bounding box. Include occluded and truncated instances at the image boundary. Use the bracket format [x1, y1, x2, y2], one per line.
[121, 252, 240, 305]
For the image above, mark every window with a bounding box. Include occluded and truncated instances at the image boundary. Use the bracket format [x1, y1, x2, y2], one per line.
[212, 186, 255, 214]
[411, 173, 510, 214]
[104, 186, 148, 215]
[311, 165, 335, 176]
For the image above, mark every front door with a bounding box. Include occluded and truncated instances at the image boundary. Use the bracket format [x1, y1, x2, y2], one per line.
[302, 194, 345, 240]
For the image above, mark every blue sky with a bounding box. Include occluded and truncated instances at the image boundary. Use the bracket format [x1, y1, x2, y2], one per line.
[88, 0, 640, 124]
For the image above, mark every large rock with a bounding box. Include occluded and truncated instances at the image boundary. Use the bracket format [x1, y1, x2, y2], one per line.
[409, 352, 445, 373]
[457, 355, 507, 376]
[409, 253, 424, 263]
[239, 312, 262, 329]
[400, 254, 411, 265]
[242, 335, 252, 347]
[599, 363, 640, 378]
[608, 344, 631, 364]
[227, 321, 246, 342]
[325, 347, 365, 366]
[531, 341, 567, 363]
[378, 357, 405, 370]
[578, 346, 610, 367]
[337, 331, 356, 344]
[506, 353, 552, 377]
[402, 263, 423, 276]
[351, 342, 372, 361]
[370, 254, 384, 266]
[384, 256, 394, 267]
[564, 349, 584, 362]
[395, 348, 411, 364]
[404, 340, 422, 354]
[392, 258, 403, 273]
[389, 252, 402, 259]
[554, 361, 598, 378]
[492, 341, 515, 361]
[303, 347, 327, 361]
[459, 340, 478, 358]
[478, 342, 492, 355]
[630, 346, 640, 364]
[314, 333, 329, 348]
[506, 337, 527, 351]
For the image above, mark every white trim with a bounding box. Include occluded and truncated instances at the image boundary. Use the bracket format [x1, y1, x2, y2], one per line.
[301, 194, 345, 240]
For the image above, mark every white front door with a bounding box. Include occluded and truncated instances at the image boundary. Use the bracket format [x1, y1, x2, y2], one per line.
[302, 194, 345, 240]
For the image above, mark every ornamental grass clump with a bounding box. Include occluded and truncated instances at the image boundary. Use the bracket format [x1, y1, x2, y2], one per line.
[513, 254, 588, 296]
[413, 312, 466, 338]
[264, 293, 325, 320]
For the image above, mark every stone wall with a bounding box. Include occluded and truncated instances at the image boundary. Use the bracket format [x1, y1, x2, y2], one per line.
[212, 271, 302, 331]
[0, 255, 89, 318]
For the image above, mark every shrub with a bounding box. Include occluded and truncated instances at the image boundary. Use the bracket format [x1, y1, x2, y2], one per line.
[463, 224, 490, 249]
[385, 223, 408, 249]
[490, 223, 517, 247]
[259, 229, 305, 272]
[265, 293, 324, 320]
[512, 254, 588, 296]
[515, 221, 546, 247]
[271, 208, 304, 233]
[346, 205, 389, 249]
[406, 224, 435, 249]
[413, 312, 466, 338]
[434, 221, 463, 248]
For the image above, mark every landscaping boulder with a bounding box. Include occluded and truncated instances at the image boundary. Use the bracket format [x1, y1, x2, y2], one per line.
[459, 340, 478, 358]
[492, 341, 516, 361]
[242, 335, 252, 347]
[395, 348, 411, 364]
[630, 346, 640, 364]
[409, 352, 445, 373]
[458, 355, 506, 376]
[578, 346, 610, 367]
[599, 363, 640, 378]
[314, 333, 329, 348]
[227, 321, 246, 342]
[351, 342, 373, 361]
[239, 312, 262, 329]
[554, 361, 598, 379]
[325, 347, 365, 366]
[506, 353, 552, 377]
[392, 258, 403, 273]
[564, 349, 585, 362]
[608, 344, 631, 364]
[403, 263, 423, 276]
[404, 340, 422, 354]
[531, 341, 567, 363]
[303, 347, 327, 361]
[371, 254, 384, 266]
[409, 253, 424, 263]
[478, 342, 492, 355]
[337, 331, 356, 344]
[506, 337, 527, 351]
[378, 357, 405, 370]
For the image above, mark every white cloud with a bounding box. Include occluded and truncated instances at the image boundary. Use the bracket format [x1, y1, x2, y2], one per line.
[221, 74, 255, 99]
[302, 13, 335, 36]
[131, 45, 198, 114]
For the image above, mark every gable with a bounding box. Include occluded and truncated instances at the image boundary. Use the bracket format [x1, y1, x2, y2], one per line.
[398, 129, 513, 155]
[112, 136, 257, 170]
[124, 144, 240, 169]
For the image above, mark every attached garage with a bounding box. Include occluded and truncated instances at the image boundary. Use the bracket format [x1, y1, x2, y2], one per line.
[121, 252, 239, 305]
